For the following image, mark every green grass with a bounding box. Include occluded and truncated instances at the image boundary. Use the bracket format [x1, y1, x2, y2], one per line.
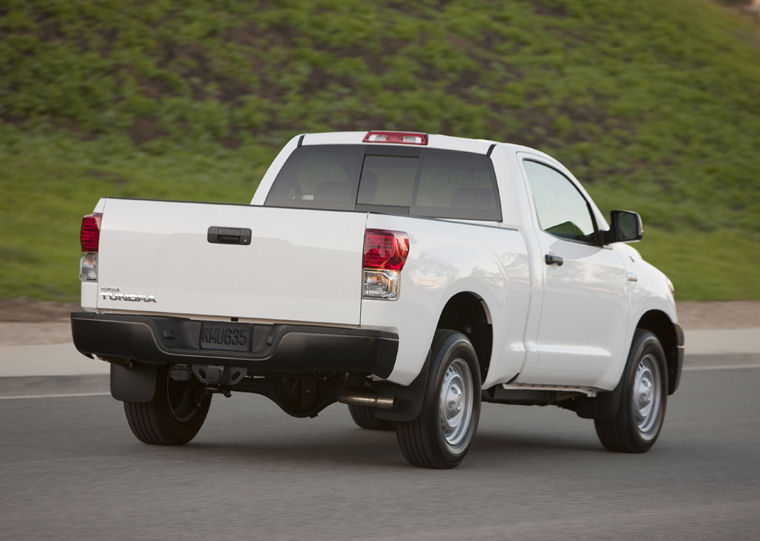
[1, 0, 759, 301]
[0, 127, 274, 301]
[637, 230, 760, 301]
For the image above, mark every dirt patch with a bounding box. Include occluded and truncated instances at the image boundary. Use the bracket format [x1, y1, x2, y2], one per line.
[0, 298, 81, 323]
[0, 299, 80, 345]
[675, 301, 760, 330]
[0, 322, 73, 346]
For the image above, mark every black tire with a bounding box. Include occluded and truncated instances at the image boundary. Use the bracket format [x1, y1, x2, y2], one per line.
[348, 404, 395, 430]
[396, 330, 481, 469]
[595, 329, 668, 453]
[124, 366, 212, 445]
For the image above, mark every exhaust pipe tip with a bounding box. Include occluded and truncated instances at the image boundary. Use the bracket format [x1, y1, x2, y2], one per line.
[336, 393, 396, 410]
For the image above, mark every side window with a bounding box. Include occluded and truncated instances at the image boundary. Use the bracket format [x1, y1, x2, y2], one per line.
[523, 160, 597, 243]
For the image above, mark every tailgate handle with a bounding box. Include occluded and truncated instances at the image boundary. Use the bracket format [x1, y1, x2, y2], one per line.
[207, 226, 251, 245]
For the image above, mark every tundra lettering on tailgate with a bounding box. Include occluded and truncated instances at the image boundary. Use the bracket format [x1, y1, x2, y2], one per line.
[100, 287, 157, 303]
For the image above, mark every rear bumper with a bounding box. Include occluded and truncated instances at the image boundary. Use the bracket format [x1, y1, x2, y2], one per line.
[70, 312, 398, 378]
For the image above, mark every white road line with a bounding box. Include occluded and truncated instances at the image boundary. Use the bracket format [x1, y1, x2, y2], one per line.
[684, 364, 760, 372]
[0, 392, 110, 400]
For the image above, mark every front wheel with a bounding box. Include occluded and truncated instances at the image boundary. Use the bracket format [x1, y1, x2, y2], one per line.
[396, 330, 481, 468]
[124, 366, 212, 445]
[595, 330, 668, 453]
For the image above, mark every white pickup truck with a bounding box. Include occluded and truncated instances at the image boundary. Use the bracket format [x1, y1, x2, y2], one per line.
[71, 130, 684, 468]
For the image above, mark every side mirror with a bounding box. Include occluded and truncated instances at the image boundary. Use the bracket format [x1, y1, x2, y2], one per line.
[607, 210, 643, 243]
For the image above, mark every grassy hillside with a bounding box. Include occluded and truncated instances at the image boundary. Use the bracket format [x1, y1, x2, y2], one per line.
[1, 0, 759, 301]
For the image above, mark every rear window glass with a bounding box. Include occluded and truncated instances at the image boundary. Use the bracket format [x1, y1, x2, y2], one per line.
[264, 145, 364, 211]
[414, 149, 500, 220]
[357, 155, 417, 209]
[264, 145, 501, 221]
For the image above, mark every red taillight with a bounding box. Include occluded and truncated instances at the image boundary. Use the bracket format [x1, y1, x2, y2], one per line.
[363, 131, 428, 145]
[363, 229, 410, 271]
[80, 213, 102, 252]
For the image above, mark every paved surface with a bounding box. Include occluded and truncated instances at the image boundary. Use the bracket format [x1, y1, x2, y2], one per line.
[1, 363, 758, 540]
[0, 322, 758, 539]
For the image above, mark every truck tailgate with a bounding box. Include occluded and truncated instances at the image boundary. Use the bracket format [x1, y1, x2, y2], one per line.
[97, 198, 367, 325]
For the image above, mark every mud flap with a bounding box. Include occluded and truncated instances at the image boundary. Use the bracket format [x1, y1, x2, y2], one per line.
[573, 384, 623, 420]
[110, 364, 157, 403]
[373, 354, 432, 423]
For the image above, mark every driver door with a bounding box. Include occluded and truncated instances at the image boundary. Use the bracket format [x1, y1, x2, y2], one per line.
[519, 158, 629, 388]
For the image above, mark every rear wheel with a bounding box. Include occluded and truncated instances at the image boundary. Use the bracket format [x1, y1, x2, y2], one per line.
[595, 330, 667, 453]
[347, 404, 395, 430]
[124, 366, 211, 445]
[396, 330, 481, 468]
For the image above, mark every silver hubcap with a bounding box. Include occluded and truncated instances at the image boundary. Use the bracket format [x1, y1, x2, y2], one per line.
[439, 358, 474, 452]
[633, 354, 662, 440]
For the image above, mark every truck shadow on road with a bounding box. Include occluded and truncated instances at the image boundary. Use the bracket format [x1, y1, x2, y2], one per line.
[154, 428, 605, 469]
[183, 433, 403, 468]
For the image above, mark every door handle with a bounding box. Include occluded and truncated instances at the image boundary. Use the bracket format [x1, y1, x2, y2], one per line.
[545, 253, 564, 266]
[207, 226, 251, 245]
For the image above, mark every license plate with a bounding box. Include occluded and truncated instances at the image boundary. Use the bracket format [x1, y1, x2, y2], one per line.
[200, 323, 252, 352]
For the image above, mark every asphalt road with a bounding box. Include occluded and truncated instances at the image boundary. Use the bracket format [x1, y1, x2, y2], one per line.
[1, 363, 758, 541]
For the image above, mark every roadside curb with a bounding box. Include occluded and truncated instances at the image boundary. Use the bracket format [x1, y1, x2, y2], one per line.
[684, 353, 760, 368]
[683, 328, 760, 356]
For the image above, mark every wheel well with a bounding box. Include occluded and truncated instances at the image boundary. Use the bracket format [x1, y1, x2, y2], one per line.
[436, 292, 492, 383]
[636, 310, 679, 394]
